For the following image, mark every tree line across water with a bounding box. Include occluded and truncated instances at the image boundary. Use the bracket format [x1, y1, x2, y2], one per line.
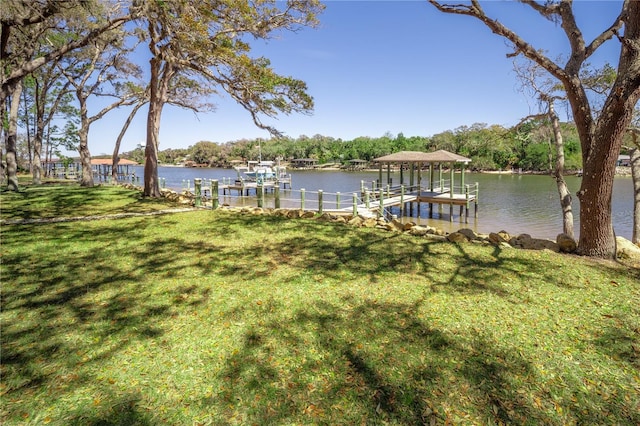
[121, 120, 590, 172]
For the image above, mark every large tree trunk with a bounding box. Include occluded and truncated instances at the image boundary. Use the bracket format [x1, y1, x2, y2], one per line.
[5, 80, 22, 191]
[143, 57, 165, 198]
[32, 132, 43, 185]
[576, 131, 620, 258]
[78, 126, 93, 187]
[550, 103, 574, 238]
[77, 97, 94, 187]
[33, 92, 44, 185]
[23, 87, 33, 175]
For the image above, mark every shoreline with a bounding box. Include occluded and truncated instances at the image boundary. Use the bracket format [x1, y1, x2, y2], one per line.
[171, 163, 632, 176]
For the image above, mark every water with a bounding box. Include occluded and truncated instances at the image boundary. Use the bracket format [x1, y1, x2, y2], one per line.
[133, 165, 634, 241]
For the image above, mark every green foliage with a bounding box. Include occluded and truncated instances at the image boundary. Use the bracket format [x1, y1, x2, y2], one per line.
[123, 120, 584, 171]
[1, 186, 638, 425]
[190, 141, 221, 165]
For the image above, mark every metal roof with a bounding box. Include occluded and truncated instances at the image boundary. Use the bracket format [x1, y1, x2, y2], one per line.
[373, 150, 471, 164]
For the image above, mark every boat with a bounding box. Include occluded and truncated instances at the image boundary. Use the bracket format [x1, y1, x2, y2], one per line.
[234, 160, 287, 183]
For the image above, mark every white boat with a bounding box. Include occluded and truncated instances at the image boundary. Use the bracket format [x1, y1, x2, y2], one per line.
[234, 160, 286, 183]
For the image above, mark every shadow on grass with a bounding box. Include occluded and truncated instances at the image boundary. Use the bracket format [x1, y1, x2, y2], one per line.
[66, 392, 154, 426]
[1, 210, 638, 424]
[0, 184, 175, 221]
[209, 297, 541, 424]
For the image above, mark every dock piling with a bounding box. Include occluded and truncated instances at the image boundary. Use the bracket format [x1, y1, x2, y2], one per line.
[211, 180, 219, 210]
[194, 178, 202, 207]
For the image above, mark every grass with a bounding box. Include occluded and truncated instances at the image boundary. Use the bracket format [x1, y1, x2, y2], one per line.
[0, 183, 179, 221]
[1, 183, 639, 425]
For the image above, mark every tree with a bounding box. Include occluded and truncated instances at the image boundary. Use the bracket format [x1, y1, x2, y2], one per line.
[58, 29, 142, 186]
[428, 0, 640, 258]
[1, 0, 139, 190]
[513, 56, 575, 238]
[139, 0, 323, 198]
[191, 141, 222, 165]
[3, 80, 22, 190]
[22, 60, 76, 184]
[111, 98, 146, 182]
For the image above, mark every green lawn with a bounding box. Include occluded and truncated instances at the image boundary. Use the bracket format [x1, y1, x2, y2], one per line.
[1, 184, 639, 425]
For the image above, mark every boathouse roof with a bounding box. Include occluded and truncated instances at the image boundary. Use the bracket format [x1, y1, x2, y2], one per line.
[46, 157, 139, 165]
[91, 158, 139, 165]
[374, 150, 471, 164]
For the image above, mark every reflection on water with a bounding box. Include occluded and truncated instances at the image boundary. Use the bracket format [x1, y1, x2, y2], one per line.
[136, 166, 633, 241]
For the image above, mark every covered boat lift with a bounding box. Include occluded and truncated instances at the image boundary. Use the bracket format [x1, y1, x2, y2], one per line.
[372, 150, 478, 221]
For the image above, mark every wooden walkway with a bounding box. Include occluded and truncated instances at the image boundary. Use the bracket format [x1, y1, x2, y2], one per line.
[333, 194, 419, 217]
[191, 179, 479, 223]
[220, 178, 291, 195]
[353, 187, 478, 221]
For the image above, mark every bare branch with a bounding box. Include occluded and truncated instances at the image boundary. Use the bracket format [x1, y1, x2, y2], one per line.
[428, 0, 566, 81]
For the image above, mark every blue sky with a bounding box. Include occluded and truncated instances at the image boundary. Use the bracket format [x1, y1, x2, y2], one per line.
[86, 0, 623, 155]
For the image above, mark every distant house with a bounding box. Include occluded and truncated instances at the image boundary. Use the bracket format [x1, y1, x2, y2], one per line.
[617, 155, 631, 167]
[44, 157, 138, 180]
[347, 159, 369, 170]
[290, 158, 318, 169]
[90, 158, 138, 166]
[91, 158, 139, 182]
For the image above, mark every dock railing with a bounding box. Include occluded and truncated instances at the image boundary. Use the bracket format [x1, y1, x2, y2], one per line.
[184, 178, 479, 222]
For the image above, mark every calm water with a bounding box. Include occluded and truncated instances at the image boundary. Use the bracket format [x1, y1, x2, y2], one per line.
[134, 165, 633, 241]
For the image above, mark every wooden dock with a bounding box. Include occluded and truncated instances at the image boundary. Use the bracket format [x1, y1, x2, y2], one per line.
[220, 177, 292, 196]
[353, 185, 478, 221]
[416, 190, 478, 221]
[189, 178, 478, 223]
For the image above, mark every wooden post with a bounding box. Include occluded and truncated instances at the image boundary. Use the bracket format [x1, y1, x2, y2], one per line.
[465, 184, 470, 222]
[450, 170, 455, 218]
[365, 189, 370, 209]
[410, 163, 415, 190]
[300, 188, 305, 211]
[352, 193, 358, 216]
[211, 179, 219, 210]
[400, 185, 405, 217]
[378, 188, 384, 218]
[274, 185, 280, 209]
[318, 190, 324, 214]
[195, 178, 202, 207]
[257, 184, 264, 208]
[450, 163, 455, 197]
[336, 192, 341, 210]
[475, 182, 479, 218]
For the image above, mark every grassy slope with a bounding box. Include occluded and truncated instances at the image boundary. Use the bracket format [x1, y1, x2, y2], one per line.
[1, 185, 639, 425]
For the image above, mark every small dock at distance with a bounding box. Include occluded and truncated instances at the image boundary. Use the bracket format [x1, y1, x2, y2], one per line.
[219, 176, 292, 196]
